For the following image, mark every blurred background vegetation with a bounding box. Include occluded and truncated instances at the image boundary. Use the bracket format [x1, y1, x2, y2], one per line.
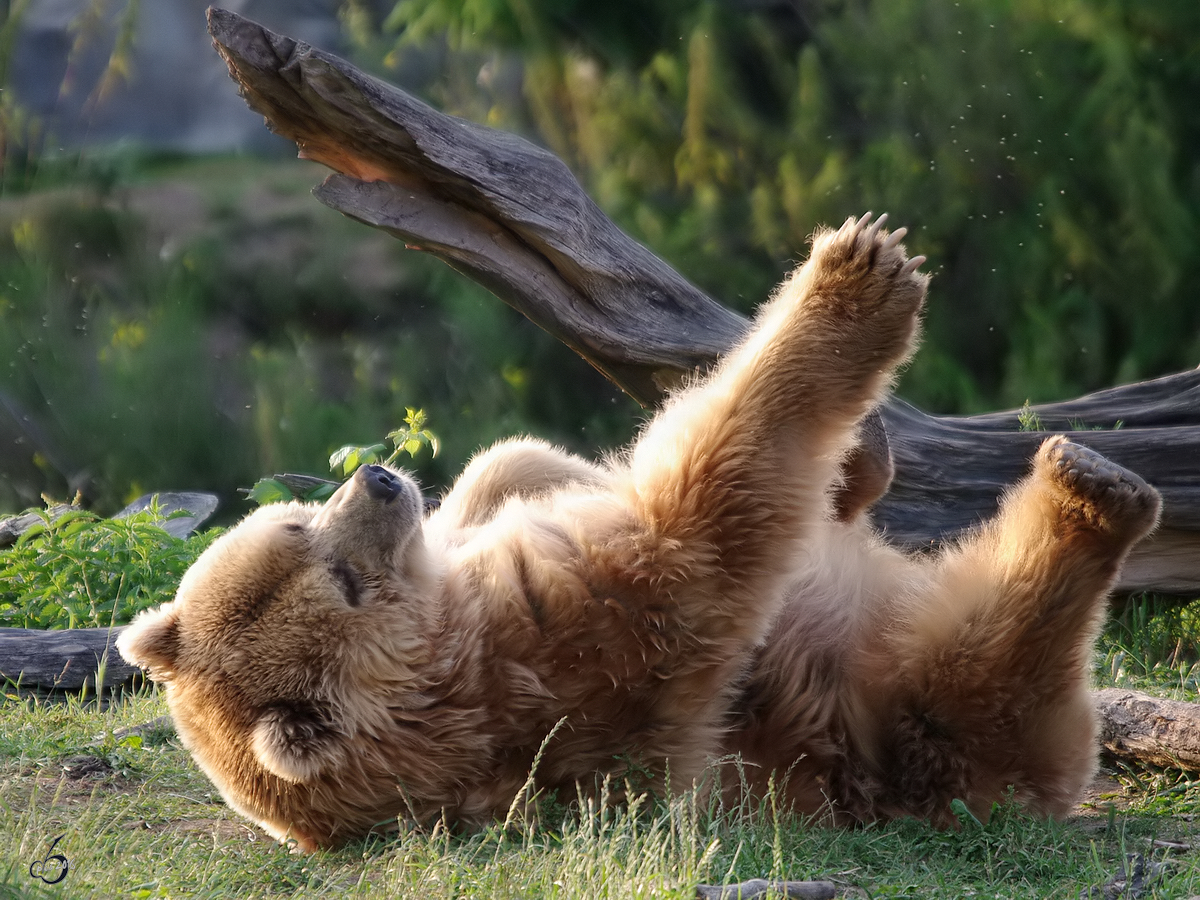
[1, 0, 1198, 519]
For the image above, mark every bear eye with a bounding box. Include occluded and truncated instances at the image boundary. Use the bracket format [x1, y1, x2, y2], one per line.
[330, 561, 362, 607]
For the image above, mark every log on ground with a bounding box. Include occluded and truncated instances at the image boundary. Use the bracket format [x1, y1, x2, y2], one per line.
[0, 627, 135, 693]
[1096, 688, 1200, 771]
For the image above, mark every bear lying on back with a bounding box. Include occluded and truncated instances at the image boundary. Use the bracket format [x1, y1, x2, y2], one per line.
[118, 214, 1160, 850]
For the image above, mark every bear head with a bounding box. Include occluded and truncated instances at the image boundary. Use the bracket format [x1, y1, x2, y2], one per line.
[117, 464, 442, 811]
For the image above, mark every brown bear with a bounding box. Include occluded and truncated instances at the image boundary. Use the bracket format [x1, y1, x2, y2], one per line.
[117, 214, 1160, 851]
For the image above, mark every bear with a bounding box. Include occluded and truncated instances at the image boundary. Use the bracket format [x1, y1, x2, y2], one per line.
[117, 214, 1160, 850]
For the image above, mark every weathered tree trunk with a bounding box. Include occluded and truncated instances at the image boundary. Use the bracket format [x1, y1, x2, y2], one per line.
[1096, 689, 1200, 771]
[204, 7, 1200, 596]
[0, 626, 135, 693]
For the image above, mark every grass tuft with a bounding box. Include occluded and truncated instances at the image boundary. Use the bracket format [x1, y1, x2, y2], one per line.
[1098, 595, 1200, 702]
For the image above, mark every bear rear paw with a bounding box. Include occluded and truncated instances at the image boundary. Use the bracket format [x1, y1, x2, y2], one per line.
[1036, 436, 1161, 540]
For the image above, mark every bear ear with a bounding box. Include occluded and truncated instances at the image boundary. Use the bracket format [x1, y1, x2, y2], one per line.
[116, 605, 181, 681]
[251, 702, 344, 783]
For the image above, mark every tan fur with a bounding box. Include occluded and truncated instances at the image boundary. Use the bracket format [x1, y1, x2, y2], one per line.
[118, 215, 1160, 849]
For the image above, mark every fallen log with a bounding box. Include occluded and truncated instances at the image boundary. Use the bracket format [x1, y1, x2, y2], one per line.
[1096, 689, 1200, 771]
[0, 626, 134, 693]
[204, 8, 1200, 596]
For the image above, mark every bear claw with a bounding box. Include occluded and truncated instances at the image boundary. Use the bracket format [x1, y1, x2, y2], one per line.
[813, 212, 927, 303]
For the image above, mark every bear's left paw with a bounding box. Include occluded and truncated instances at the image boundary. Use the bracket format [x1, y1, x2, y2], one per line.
[1037, 436, 1161, 539]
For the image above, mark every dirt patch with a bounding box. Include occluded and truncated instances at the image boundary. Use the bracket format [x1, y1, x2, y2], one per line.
[11, 760, 266, 844]
[121, 815, 266, 843]
[1073, 770, 1137, 817]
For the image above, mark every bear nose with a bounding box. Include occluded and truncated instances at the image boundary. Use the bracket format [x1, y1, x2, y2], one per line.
[359, 464, 403, 502]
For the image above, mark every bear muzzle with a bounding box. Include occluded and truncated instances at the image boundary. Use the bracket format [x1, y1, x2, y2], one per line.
[359, 464, 405, 503]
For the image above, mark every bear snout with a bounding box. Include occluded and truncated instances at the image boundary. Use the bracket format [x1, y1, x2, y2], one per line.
[309, 464, 425, 577]
[358, 464, 404, 503]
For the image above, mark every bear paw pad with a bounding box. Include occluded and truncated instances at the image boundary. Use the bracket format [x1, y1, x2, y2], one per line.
[1038, 436, 1160, 536]
[797, 212, 928, 368]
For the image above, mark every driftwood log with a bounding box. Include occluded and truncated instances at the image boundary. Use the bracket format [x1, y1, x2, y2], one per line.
[204, 7, 1200, 597]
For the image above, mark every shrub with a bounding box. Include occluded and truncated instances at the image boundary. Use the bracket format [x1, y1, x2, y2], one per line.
[0, 507, 220, 629]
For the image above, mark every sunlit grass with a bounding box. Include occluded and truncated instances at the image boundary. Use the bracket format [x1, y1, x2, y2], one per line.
[1098, 595, 1200, 702]
[4, 683, 1200, 899]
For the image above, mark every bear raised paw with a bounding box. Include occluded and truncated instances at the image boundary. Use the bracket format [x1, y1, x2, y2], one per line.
[118, 214, 1159, 850]
[1038, 435, 1160, 538]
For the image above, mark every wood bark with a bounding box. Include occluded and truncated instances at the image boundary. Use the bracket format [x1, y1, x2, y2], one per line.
[203, 8, 1200, 596]
[1095, 688, 1200, 771]
[0, 626, 135, 693]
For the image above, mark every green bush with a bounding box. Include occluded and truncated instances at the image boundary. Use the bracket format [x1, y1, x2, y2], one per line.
[377, 0, 1200, 413]
[0, 158, 638, 516]
[0, 508, 220, 629]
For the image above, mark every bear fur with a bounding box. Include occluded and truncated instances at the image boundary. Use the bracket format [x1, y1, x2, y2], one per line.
[118, 214, 1161, 850]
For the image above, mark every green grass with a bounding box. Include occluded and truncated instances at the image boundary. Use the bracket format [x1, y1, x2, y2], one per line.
[1099, 595, 1200, 702]
[2, 682, 1200, 899]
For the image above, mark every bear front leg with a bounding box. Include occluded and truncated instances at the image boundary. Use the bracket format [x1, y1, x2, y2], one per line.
[623, 213, 928, 639]
[866, 437, 1161, 823]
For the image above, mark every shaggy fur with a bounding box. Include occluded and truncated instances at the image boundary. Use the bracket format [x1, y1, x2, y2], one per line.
[118, 214, 1160, 850]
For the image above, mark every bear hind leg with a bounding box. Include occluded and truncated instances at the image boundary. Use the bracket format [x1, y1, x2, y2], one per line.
[865, 438, 1160, 822]
[1036, 435, 1161, 542]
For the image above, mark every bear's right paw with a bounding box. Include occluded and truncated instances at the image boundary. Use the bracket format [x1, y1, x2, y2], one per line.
[1037, 436, 1161, 540]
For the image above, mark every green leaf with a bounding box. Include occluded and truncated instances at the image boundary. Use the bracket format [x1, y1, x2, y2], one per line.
[329, 443, 388, 477]
[246, 478, 294, 506]
[384, 408, 440, 461]
[404, 406, 426, 430]
[303, 482, 338, 503]
[950, 798, 983, 829]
